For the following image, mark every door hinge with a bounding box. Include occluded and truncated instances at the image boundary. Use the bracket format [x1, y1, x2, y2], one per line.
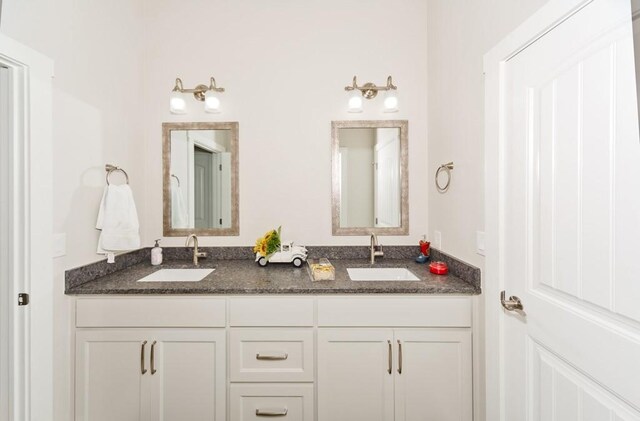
[18, 293, 29, 306]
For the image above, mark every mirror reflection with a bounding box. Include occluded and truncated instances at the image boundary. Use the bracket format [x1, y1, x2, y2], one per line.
[163, 122, 239, 236]
[332, 120, 408, 235]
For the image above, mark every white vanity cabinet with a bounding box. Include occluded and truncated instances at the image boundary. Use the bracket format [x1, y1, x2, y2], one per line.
[317, 329, 395, 421]
[228, 297, 316, 421]
[74, 298, 227, 421]
[75, 329, 149, 421]
[73, 295, 473, 421]
[76, 329, 226, 421]
[316, 297, 473, 421]
[394, 329, 472, 421]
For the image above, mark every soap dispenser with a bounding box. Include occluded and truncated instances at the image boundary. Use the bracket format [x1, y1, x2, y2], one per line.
[151, 239, 163, 266]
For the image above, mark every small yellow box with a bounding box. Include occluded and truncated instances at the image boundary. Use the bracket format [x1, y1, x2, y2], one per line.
[307, 258, 335, 281]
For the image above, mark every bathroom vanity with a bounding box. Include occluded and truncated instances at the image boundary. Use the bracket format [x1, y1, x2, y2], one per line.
[67, 251, 479, 421]
[65, 117, 480, 421]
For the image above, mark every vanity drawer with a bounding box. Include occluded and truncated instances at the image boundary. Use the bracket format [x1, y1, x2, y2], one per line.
[76, 297, 226, 327]
[230, 328, 314, 382]
[230, 384, 314, 421]
[229, 297, 314, 326]
[317, 296, 472, 327]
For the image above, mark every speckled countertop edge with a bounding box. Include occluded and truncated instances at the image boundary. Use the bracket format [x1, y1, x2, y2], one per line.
[65, 246, 482, 295]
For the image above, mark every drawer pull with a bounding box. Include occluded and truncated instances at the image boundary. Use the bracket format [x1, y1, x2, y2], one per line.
[256, 407, 288, 417]
[256, 352, 288, 361]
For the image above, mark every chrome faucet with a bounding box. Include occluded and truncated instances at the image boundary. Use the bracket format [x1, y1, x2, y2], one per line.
[370, 233, 384, 264]
[185, 234, 207, 266]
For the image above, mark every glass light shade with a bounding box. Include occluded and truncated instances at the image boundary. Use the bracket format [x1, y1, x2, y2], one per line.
[347, 92, 363, 113]
[383, 91, 399, 113]
[169, 92, 186, 114]
[204, 91, 221, 113]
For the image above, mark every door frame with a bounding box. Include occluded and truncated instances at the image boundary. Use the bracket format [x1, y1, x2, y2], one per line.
[0, 33, 54, 420]
[483, 1, 598, 419]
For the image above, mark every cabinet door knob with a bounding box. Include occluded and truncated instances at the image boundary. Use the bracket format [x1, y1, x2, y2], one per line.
[397, 340, 403, 374]
[150, 341, 157, 375]
[140, 341, 148, 375]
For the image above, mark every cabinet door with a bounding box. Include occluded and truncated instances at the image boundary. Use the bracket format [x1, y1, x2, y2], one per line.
[148, 329, 226, 421]
[394, 329, 472, 421]
[317, 329, 394, 421]
[75, 330, 149, 421]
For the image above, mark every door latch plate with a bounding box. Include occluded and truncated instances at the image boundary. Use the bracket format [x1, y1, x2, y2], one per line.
[18, 293, 29, 306]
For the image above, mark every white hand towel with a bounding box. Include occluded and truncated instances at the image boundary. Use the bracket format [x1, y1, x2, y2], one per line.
[171, 180, 189, 229]
[96, 184, 140, 262]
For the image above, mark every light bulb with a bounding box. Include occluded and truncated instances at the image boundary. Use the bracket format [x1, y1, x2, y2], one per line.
[169, 92, 186, 114]
[383, 91, 399, 113]
[204, 91, 221, 113]
[348, 92, 363, 113]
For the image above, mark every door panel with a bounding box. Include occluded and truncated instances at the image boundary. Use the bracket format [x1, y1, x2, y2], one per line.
[149, 329, 225, 421]
[501, 0, 640, 418]
[394, 329, 472, 421]
[317, 329, 394, 421]
[75, 330, 148, 421]
[530, 339, 639, 420]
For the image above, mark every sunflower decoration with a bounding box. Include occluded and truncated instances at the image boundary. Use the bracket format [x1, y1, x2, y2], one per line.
[253, 226, 282, 260]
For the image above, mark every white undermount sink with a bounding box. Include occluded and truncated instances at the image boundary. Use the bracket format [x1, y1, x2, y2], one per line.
[137, 268, 215, 282]
[347, 267, 420, 282]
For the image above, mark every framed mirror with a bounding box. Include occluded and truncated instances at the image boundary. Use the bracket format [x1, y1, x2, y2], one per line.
[332, 120, 409, 236]
[163, 122, 239, 236]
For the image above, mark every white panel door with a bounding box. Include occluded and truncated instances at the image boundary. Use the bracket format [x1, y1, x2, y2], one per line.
[0, 64, 10, 421]
[317, 329, 394, 421]
[374, 129, 401, 227]
[218, 152, 232, 228]
[394, 329, 472, 421]
[149, 329, 226, 421]
[75, 330, 149, 421]
[499, 0, 640, 419]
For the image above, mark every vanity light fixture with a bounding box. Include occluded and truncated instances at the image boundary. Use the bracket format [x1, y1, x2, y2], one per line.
[170, 77, 225, 114]
[345, 75, 398, 113]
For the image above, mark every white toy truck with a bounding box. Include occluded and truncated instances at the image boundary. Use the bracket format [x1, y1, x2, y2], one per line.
[256, 242, 308, 267]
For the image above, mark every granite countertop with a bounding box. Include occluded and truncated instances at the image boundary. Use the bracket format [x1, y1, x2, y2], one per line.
[65, 258, 480, 295]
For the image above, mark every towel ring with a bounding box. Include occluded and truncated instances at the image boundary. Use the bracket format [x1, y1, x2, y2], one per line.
[105, 164, 130, 185]
[171, 174, 181, 187]
[435, 162, 454, 193]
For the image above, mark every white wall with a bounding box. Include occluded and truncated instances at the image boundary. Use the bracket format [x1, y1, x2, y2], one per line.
[0, 1, 144, 420]
[427, 0, 548, 268]
[142, 0, 429, 246]
[426, 2, 548, 420]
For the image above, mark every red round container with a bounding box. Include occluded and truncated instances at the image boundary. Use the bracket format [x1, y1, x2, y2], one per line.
[429, 261, 449, 275]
